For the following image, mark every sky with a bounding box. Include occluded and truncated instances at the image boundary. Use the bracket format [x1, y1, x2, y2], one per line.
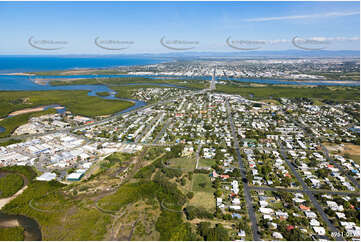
[0, 1, 359, 54]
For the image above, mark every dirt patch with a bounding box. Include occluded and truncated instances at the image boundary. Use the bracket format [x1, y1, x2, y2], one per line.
[343, 143, 360, 156]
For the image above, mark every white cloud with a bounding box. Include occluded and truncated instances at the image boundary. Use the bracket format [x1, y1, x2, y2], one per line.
[245, 11, 360, 22]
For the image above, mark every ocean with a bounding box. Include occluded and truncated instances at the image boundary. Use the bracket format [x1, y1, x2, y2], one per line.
[0, 56, 166, 73]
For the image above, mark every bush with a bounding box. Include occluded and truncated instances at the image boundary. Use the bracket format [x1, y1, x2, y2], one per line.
[0, 174, 24, 198]
[0, 166, 36, 183]
[184, 206, 214, 220]
[0, 227, 24, 241]
[186, 192, 194, 199]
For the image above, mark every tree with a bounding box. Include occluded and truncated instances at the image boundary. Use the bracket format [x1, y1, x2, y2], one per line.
[186, 192, 194, 199]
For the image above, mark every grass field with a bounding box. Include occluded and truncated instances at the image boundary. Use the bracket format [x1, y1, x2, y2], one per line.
[167, 157, 196, 171]
[198, 159, 216, 168]
[189, 191, 215, 211]
[343, 143, 360, 164]
[0, 227, 24, 241]
[323, 142, 360, 164]
[260, 99, 281, 105]
[192, 174, 214, 193]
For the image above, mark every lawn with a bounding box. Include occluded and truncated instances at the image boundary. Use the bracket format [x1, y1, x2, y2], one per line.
[198, 159, 216, 169]
[167, 157, 196, 172]
[192, 174, 214, 193]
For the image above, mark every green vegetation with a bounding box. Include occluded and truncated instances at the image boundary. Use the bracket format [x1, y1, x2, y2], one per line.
[166, 157, 195, 171]
[0, 227, 24, 241]
[215, 83, 360, 102]
[0, 173, 24, 198]
[2, 180, 111, 240]
[103, 152, 133, 167]
[0, 109, 56, 138]
[189, 191, 215, 211]
[49, 76, 206, 90]
[198, 158, 216, 168]
[0, 90, 133, 119]
[112, 85, 173, 99]
[184, 205, 213, 220]
[198, 222, 230, 241]
[98, 173, 197, 240]
[0, 166, 36, 183]
[0, 139, 22, 147]
[192, 174, 214, 192]
[311, 71, 360, 81]
[95, 91, 110, 97]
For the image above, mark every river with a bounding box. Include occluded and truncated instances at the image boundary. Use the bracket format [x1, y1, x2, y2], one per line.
[0, 213, 42, 241]
[0, 171, 42, 240]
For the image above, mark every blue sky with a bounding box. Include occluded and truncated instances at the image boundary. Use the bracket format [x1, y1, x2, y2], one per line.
[0, 1, 359, 54]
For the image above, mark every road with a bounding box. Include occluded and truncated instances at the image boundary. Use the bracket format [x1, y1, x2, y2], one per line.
[289, 116, 359, 190]
[279, 144, 344, 241]
[226, 100, 260, 241]
[153, 117, 172, 144]
[195, 144, 202, 169]
[135, 113, 163, 143]
[248, 185, 359, 196]
[320, 144, 360, 189]
[0, 90, 206, 143]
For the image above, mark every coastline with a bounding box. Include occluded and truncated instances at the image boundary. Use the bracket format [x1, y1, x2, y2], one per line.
[1, 73, 35, 76]
[8, 105, 64, 117]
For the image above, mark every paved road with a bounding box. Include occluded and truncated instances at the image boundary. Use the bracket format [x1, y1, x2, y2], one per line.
[320, 144, 360, 189]
[279, 145, 344, 241]
[135, 113, 162, 143]
[249, 185, 359, 196]
[226, 100, 260, 241]
[0, 90, 206, 143]
[153, 117, 172, 144]
[290, 117, 359, 190]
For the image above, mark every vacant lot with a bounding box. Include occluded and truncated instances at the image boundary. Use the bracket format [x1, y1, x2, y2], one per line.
[167, 157, 195, 172]
[343, 143, 360, 164]
[189, 191, 215, 211]
[324, 142, 360, 164]
[192, 174, 214, 193]
[198, 159, 216, 169]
